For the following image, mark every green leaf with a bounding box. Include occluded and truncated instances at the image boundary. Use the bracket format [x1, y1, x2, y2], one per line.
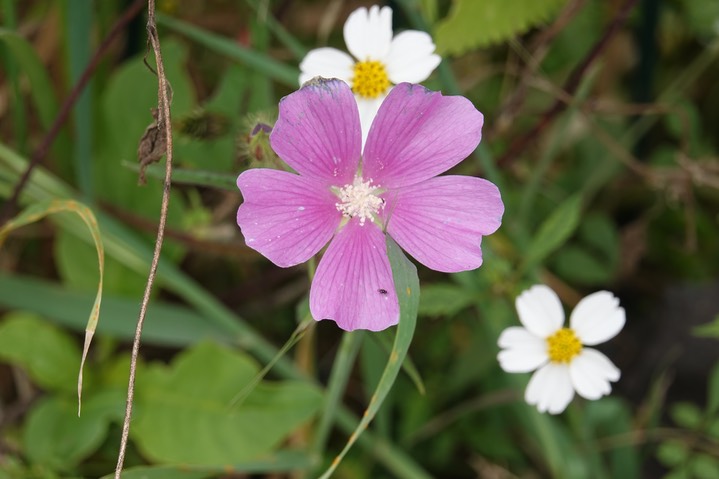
[317, 236, 420, 479]
[23, 391, 125, 470]
[174, 64, 248, 172]
[671, 402, 703, 429]
[418, 283, 473, 316]
[0, 29, 71, 158]
[132, 342, 321, 465]
[694, 314, 719, 339]
[523, 194, 583, 270]
[707, 362, 719, 415]
[679, 0, 719, 39]
[435, 0, 568, 55]
[552, 245, 612, 285]
[0, 274, 231, 347]
[0, 312, 79, 394]
[692, 454, 719, 479]
[100, 450, 313, 479]
[657, 440, 690, 467]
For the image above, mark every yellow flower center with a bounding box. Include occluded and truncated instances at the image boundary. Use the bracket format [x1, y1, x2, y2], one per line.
[351, 60, 391, 99]
[546, 328, 582, 363]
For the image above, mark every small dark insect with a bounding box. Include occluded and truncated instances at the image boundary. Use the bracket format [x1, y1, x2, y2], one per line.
[378, 289, 388, 295]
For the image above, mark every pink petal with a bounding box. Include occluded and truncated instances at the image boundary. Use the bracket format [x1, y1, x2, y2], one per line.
[362, 83, 483, 188]
[383, 176, 503, 272]
[270, 78, 361, 184]
[237, 169, 341, 267]
[310, 219, 399, 331]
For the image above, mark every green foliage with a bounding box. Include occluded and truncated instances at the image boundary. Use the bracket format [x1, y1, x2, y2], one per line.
[522, 194, 583, 271]
[2, 1, 719, 478]
[552, 214, 619, 286]
[435, 0, 568, 55]
[317, 236, 421, 478]
[418, 283, 473, 316]
[658, 364, 719, 479]
[23, 392, 125, 471]
[132, 341, 321, 465]
[0, 312, 79, 394]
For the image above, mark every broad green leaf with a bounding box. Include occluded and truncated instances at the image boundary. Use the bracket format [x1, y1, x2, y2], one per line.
[418, 283, 473, 316]
[523, 194, 583, 270]
[132, 342, 321, 465]
[101, 451, 313, 479]
[552, 245, 611, 285]
[174, 64, 248, 171]
[692, 454, 719, 479]
[59, 40, 191, 298]
[23, 391, 125, 471]
[657, 440, 690, 467]
[95, 39, 190, 230]
[317, 236, 420, 479]
[0, 274, 230, 347]
[0, 313, 78, 394]
[671, 402, 703, 429]
[435, 0, 568, 55]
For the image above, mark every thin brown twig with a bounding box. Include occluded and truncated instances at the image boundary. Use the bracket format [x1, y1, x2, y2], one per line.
[496, 0, 640, 168]
[114, 0, 175, 476]
[0, 0, 146, 225]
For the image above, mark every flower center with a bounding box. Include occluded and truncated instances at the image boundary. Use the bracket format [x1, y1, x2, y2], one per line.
[351, 60, 391, 99]
[335, 177, 384, 226]
[546, 328, 583, 363]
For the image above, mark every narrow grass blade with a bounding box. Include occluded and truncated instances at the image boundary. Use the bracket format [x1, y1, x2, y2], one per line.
[155, 13, 299, 88]
[63, 0, 94, 198]
[0, 199, 103, 415]
[318, 237, 420, 479]
[0, 274, 230, 346]
[311, 330, 364, 458]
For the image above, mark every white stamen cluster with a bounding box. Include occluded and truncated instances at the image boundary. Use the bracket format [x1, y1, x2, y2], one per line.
[336, 177, 384, 225]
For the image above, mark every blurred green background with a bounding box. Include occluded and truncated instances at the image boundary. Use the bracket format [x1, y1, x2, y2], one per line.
[1, 0, 719, 477]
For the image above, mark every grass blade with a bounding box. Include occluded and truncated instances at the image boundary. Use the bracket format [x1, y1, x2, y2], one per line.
[156, 13, 299, 88]
[318, 236, 420, 479]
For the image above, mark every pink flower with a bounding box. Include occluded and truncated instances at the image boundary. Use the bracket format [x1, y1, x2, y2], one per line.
[236, 78, 503, 331]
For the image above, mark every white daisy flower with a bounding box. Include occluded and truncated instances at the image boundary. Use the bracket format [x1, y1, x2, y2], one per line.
[299, 5, 441, 143]
[497, 285, 625, 414]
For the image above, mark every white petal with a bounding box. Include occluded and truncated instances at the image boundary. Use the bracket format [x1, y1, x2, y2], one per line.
[356, 94, 385, 148]
[525, 363, 574, 414]
[569, 348, 621, 400]
[515, 285, 565, 338]
[497, 327, 548, 372]
[570, 291, 625, 345]
[385, 31, 441, 83]
[343, 5, 393, 61]
[299, 48, 354, 85]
